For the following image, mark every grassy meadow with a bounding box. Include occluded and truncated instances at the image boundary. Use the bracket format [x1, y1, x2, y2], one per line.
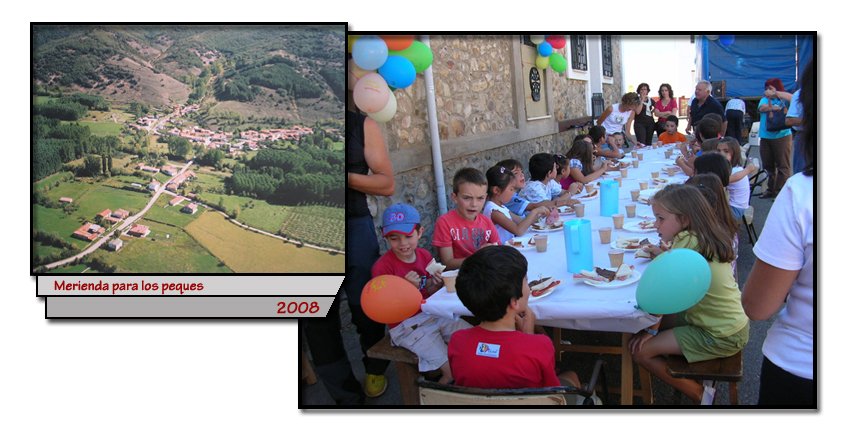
[184, 210, 343, 273]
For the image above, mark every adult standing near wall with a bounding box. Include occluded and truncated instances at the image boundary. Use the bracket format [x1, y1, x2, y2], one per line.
[597, 92, 642, 148]
[303, 109, 395, 405]
[632, 83, 656, 146]
[653, 83, 678, 139]
[685, 81, 727, 138]
[724, 97, 746, 143]
[756, 78, 793, 199]
[741, 63, 814, 406]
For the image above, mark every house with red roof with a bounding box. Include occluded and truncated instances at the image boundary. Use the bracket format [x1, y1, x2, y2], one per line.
[128, 224, 150, 237]
[169, 196, 184, 206]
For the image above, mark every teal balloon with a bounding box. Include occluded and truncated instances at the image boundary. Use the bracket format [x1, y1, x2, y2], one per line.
[538, 41, 552, 57]
[635, 248, 711, 315]
[549, 52, 566, 72]
[390, 40, 433, 73]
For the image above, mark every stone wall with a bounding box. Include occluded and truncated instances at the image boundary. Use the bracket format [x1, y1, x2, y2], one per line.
[365, 35, 623, 258]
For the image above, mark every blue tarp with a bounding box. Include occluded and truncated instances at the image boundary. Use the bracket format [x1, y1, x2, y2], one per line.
[697, 35, 814, 97]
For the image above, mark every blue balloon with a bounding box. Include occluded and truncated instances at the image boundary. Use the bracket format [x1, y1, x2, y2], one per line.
[378, 55, 416, 89]
[719, 35, 735, 47]
[538, 41, 552, 57]
[635, 248, 712, 315]
[352, 35, 389, 71]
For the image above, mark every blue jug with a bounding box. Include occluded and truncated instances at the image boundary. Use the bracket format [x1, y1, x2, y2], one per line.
[563, 219, 593, 273]
[599, 180, 619, 217]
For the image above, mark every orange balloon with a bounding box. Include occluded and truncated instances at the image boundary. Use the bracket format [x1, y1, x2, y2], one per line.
[380, 35, 414, 52]
[361, 275, 422, 324]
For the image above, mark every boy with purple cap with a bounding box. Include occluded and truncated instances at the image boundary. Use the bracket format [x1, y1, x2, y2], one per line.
[371, 203, 472, 384]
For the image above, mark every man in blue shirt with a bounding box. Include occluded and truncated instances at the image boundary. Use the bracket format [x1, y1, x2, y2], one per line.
[685, 81, 727, 137]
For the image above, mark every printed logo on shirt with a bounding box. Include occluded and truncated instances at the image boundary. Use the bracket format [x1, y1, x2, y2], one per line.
[476, 342, 501, 358]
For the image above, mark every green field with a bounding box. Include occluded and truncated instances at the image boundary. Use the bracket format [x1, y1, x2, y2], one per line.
[61, 120, 125, 136]
[185, 210, 343, 273]
[141, 194, 201, 228]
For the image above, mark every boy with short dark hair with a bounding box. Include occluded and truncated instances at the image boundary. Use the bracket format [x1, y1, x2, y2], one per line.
[432, 167, 501, 270]
[658, 116, 687, 145]
[447, 246, 580, 391]
[372, 203, 472, 384]
[495, 159, 556, 217]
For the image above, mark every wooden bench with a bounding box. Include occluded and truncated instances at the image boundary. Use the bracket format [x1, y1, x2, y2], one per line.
[666, 351, 743, 405]
[366, 334, 421, 405]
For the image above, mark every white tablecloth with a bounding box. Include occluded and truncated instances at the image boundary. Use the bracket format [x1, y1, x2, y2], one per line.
[421, 145, 690, 333]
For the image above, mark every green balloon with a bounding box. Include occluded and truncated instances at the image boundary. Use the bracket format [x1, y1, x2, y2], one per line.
[549, 52, 566, 73]
[390, 40, 433, 73]
[535, 55, 549, 70]
[635, 248, 712, 315]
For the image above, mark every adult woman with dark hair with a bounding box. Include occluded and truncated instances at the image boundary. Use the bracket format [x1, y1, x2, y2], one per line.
[597, 92, 642, 148]
[742, 63, 814, 406]
[633, 83, 656, 146]
[653, 83, 678, 138]
[756, 77, 793, 198]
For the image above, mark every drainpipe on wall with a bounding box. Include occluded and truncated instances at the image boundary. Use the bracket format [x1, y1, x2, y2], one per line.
[421, 35, 448, 216]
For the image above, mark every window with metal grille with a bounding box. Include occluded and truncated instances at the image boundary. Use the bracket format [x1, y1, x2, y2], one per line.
[601, 35, 613, 78]
[569, 35, 587, 71]
[521, 35, 537, 48]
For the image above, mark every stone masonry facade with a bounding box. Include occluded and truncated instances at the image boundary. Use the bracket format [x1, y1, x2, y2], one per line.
[364, 35, 623, 258]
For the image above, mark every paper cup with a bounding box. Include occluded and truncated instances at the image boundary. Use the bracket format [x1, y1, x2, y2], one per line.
[667, 167, 675, 177]
[626, 204, 637, 218]
[534, 235, 548, 252]
[632, 159, 640, 168]
[651, 171, 660, 179]
[665, 151, 672, 159]
[639, 181, 649, 191]
[586, 183, 594, 193]
[574, 203, 585, 217]
[598, 227, 612, 244]
[631, 190, 640, 201]
[441, 270, 459, 293]
[620, 168, 628, 178]
[616, 177, 623, 187]
[637, 153, 644, 161]
[612, 214, 624, 229]
[609, 250, 625, 268]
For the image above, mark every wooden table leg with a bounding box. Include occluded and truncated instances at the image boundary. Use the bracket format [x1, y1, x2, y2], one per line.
[621, 332, 633, 405]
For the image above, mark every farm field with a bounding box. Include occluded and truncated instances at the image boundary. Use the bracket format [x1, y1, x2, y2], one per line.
[184, 210, 343, 273]
[61, 120, 125, 136]
[141, 194, 201, 228]
[92, 220, 232, 273]
[279, 205, 345, 251]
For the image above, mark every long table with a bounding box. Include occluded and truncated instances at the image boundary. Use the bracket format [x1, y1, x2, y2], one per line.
[421, 144, 690, 405]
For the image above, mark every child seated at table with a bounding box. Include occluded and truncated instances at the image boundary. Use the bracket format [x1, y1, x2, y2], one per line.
[554, 153, 585, 196]
[588, 125, 624, 159]
[657, 116, 688, 146]
[372, 203, 472, 384]
[684, 172, 740, 278]
[676, 118, 721, 176]
[495, 159, 557, 217]
[520, 153, 575, 206]
[565, 137, 607, 185]
[447, 246, 582, 396]
[707, 137, 758, 220]
[432, 167, 501, 270]
[483, 165, 551, 244]
[632, 185, 749, 405]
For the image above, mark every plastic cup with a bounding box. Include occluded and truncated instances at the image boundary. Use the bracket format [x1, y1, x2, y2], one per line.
[626, 204, 636, 218]
[630, 190, 640, 201]
[651, 171, 660, 179]
[620, 168, 628, 178]
[612, 214, 624, 229]
[534, 235, 548, 252]
[598, 227, 612, 244]
[632, 159, 640, 168]
[639, 181, 648, 191]
[609, 249, 625, 268]
[441, 270, 459, 293]
[574, 203, 585, 217]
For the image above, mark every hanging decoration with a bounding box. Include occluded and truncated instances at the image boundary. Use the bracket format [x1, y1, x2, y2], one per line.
[534, 35, 567, 73]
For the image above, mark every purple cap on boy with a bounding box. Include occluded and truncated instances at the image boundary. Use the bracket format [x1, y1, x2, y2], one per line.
[382, 203, 420, 237]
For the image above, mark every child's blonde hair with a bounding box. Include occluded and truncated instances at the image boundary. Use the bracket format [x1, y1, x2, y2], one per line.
[651, 184, 735, 263]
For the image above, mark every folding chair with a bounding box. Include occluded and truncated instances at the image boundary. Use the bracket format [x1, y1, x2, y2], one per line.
[415, 359, 608, 406]
[742, 170, 768, 244]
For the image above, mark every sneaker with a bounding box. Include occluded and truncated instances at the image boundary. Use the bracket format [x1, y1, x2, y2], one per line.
[365, 374, 388, 398]
[701, 385, 717, 405]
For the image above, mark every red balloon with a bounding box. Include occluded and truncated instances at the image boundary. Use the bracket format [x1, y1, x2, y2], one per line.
[380, 35, 414, 52]
[546, 35, 566, 49]
[361, 275, 423, 324]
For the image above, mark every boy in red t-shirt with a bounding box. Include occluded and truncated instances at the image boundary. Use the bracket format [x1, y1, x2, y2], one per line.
[447, 246, 581, 394]
[432, 167, 501, 270]
[372, 203, 471, 385]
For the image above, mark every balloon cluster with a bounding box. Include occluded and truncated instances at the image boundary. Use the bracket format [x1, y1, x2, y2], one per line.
[705, 35, 734, 47]
[348, 35, 434, 123]
[531, 35, 567, 73]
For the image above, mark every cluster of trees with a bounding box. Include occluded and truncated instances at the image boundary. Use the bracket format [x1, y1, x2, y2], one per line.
[226, 146, 343, 204]
[197, 148, 225, 168]
[158, 135, 192, 158]
[34, 93, 111, 121]
[319, 68, 345, 102]
[215, 61, 322, 102]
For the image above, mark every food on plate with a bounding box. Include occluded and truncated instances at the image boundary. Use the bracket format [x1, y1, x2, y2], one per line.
[425, 259, 446, 276]
[582, 189, 599, 199]
[652, 178, 669, 184]
[574, 265, 634, 283]
[546, 208, 560, 225]
[528, 277, 561, 297]
[507, 235, 538, 248]
[616, 235, 651, 249]
[635, 248, 652, 259]
[557, 205, 573, 214]
[638, 219, 656, 230]
[532, 219, 564, 230]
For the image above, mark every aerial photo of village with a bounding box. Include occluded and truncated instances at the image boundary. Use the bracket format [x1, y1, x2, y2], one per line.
[32, 24, 345, 274]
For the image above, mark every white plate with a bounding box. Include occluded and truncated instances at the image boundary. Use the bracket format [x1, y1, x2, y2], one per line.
[578, 190, 600, 201]
[557, 206, 576, 216]
[623, 220, 657, 233]
[583, 268, 641, 289]
[651, 178, 670, 185]
[611, 237, 654, 252]
[602, 171, 621, 177]
[506, 236, 536, 251]
[529, 224, 564, 233]
[529, 279, 562, 301]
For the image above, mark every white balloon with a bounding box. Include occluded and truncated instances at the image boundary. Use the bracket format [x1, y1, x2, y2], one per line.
[368, 90, 398, 122]
[706, 35, 719, 40]
[530, 35, 545, 45]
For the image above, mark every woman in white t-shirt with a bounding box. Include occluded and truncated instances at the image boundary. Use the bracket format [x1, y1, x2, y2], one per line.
[741, 64, 815, 407]
[597, 92, 642, 147]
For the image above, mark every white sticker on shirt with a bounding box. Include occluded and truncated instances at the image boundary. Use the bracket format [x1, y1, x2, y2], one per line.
[476, 342, 500, 358]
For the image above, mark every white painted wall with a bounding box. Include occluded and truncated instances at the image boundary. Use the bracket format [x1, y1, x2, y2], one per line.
[620, 35, 698, 102]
